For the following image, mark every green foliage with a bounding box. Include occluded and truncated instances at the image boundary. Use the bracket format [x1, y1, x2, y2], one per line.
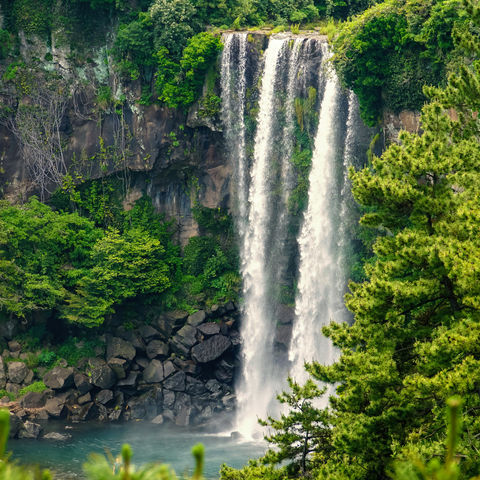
[112, 12, 155, 81]
[333, 0, 467, 125]
[0, 194, 183, 327]
[18, 381, 47, 398]
[259, 378, 332, 475]
[305, 3, 480, 478]
[198, 93, 222, 117]
[150, 0, 198, 59]
[12, 0, 51, 35]
[0, 29, 12, 59]
[156, 32, 222, 108]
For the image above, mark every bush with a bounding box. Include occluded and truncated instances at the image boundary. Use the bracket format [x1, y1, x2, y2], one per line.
[156, 32, 222, 108]
[18, 381, 47, 398]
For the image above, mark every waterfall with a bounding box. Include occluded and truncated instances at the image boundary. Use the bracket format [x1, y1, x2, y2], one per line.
[220, 33, 369, 439]
[289, 45, 343, 384]
[220, 32, 248, 236]
[234, 37, 287, 438]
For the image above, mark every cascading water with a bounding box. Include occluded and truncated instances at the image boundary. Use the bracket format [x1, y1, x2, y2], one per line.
[220, 32, 370, 438]
[220, 32, 248, 235]
[289, 45, 343, 384]
[234, 37, 287, 438]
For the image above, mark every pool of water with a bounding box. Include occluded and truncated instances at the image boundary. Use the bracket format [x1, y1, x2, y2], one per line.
[9, 422, 265, 479]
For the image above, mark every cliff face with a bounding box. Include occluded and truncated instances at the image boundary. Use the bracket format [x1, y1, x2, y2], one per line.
[0, 30, 419, 244]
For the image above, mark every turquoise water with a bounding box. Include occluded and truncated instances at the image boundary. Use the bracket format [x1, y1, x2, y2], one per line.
[10, 422, 265, 479]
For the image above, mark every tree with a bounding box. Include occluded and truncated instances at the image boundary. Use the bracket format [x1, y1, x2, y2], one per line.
[309, 1, 480, 478]
[259, 378, 332, 476]
[150, 0, 198, 59]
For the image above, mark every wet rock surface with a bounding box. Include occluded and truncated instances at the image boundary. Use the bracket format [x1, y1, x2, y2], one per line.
[5, 304, 242, 437]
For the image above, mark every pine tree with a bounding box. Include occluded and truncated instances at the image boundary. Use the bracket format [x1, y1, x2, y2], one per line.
[309, 1, 480, 478]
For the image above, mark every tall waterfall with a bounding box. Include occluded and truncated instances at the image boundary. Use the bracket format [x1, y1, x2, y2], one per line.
[220, 33, 248, 235]
[220, 33, 370, 438]
[234, 37, 286, 438]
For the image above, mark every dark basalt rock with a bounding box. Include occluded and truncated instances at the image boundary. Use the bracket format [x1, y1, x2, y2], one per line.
[191, 335, 232, 363]
[7, 362, 28, 384]
[214, 359, 234, 383]
[106, 337, 136, 361]
[90, 364, 116, 389]
[163, 389, 175, 408]
[74, 373, 92, 395]
[117, 371, 138, 387]
[19, 421, 42, 439]
[96, 389, 114, 405]
[163, 371, 186, 392]
[187, 310, 206, 327]
[143, 359, 164, 383]
[139, 325, 161, 341]
[20, 391, 46, 408]
[108, 357, 128, 379]
[197, 322, 220, 336]
[45, 397, 67, 418]
[146, 340, 169, 359]
[185, 376, 206, 396]
[43, 367, 74, 390]
[43, 432, 72, 441]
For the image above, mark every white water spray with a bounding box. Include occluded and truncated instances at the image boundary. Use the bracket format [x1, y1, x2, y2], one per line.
[289, 46, 343, 385]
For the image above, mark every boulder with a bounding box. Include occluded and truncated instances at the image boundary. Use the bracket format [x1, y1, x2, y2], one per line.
[173, 358, 199, 375]
[196, 405, 213, 424]
[23, 369, 34, 384]
[109, 409, 122, 421]
[96, 390, 114, 405]
[173, 324, 197, 348]
[116, 329, 146, 352]
[139, 325, 161, 341]
[20, 391, 46, 408]
[222, 394, 236, 409]
[146, 340, 169, 359]
[108, 357, 128, 380]
[90, 364, 116, 389]
[117, 371, 138, 388]
[74, 373, 92, 395]
[163, 389, 175, 408]
[19, 421, 42, 439]
[205, 379, 222, 394]
[69, 402, 97, 422]
[185, 376, 206, 396]
[169, 337, 189, 356]
[7, 362, 28, 384]
[162, 409, 175, 423]
[156, 311, 188, 338]
[135, 356, 149, 369]
[9, 414, 22, 438]
[191, 335, 231, 363]
[163, 361, 176, 378]
[143, 360, 164, 383]
[126, 392, 157, 420]
[45, 397, 66, 418]
[78, 392, 91, 405]
[214, 359, 234, 383]
[175, 407, 192, 427]
[106, 337, 136, 361]
[197, 322, 220, 336]
[43, 367, 74, 390]
[225, 301, 235, 312]
[187, 310, 206, 327]
[163, 371, 185, 392]
[6, 383, 20, 395]
[151, 414, 164, 424]
[43, 432, 72, 441]
[8, 340, 21, 352]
